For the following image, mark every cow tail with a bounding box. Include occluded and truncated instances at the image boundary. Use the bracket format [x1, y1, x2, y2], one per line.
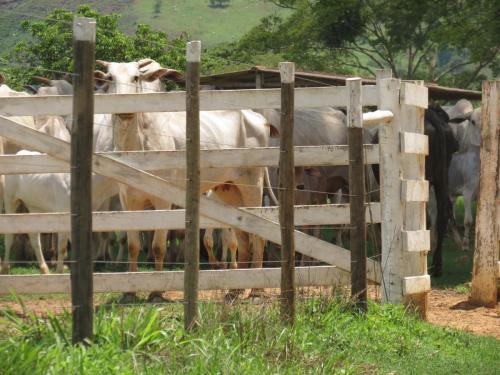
[264, 167, 279, 206]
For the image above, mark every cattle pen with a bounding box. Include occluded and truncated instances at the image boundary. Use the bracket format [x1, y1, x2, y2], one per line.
[0, 16, 463, 341]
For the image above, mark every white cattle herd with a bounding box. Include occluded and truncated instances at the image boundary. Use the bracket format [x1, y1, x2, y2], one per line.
[0, 61, 483, 282]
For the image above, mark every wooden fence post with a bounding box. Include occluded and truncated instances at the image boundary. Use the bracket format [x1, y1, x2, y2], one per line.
[279, 62, 295, 324]
[378, 76, 430, 317]
[184, 40, 201, 330]
[70, 17, 96, 344]
[347, 78, 367, 311]
[400, 80, 429, 319]
[471, 80, 500, 307]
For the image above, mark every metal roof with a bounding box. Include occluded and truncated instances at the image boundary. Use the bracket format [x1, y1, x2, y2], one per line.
[198, 66, 481, 101]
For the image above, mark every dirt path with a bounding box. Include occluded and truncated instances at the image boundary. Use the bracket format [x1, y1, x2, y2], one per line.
[428, 289, 500, 339]
[1, 288, 499, 339]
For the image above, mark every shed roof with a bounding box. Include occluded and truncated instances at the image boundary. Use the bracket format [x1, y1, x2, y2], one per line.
[198, 66, 481, 101]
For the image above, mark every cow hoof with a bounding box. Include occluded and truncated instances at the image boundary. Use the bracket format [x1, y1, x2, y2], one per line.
[0, 264, 10, 275]
[147, 292, 170, 304]
[40, 264, 50, 274]
[119, 293, 139, 305]
[430, 268, 442, 278]
[224, 289, 244, 304]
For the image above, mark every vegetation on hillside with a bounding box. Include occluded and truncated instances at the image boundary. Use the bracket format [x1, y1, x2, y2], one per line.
[1, 2, 497, 89]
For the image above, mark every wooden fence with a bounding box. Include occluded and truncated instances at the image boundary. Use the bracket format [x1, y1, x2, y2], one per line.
[0, 18, 430, 336]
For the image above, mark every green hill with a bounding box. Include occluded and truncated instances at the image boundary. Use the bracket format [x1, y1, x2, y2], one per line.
[0, 0, 289, 53]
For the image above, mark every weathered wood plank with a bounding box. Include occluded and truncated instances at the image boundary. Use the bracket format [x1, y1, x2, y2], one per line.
[402, 230, 430, 252]
[0, 266, 351, 295]
[0, 116, 382, 283]
[402, 83, 428, 109]
[279, 61, 296, 323]
[401, 179, 429, 202]
[0, 85, 379, 116]
[347, 77, 367, 311]
[400, 132, 428, 155]
[70, 16, 95, 344]
[0, 203, 382, 233]
[184, 41, 201, 329]
[471, 80, 500, 307]
[403, 275, 431, 295]
[0, 145, 381, 174]
[362, 110, 394, 126]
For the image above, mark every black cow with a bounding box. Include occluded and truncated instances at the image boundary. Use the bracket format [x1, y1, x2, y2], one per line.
[425, 106, 459, 276]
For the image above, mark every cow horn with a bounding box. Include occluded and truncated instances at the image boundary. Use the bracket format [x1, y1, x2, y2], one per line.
[32, 76, 53, 86]
[24, 85, 38, 94]
[138, 59, 154, 69]
[0, 73, 5, 85]
[95, 60, 110, 68]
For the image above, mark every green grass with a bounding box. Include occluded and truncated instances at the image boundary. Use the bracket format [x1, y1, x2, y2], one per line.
[0, 297, 498, 374]
[0, 0, 289, 53]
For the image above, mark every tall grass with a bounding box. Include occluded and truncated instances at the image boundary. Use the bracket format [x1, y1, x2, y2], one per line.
[0, 297, 498, 374]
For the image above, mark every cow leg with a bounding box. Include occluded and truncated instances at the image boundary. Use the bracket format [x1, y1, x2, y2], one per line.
[431, 184, 447, 277]
[28, 233, 49, 274]
[203, 228, 219, 269]
[462, 190, 474, 251]
[448, 197, 463, 251]
[1, 233, 13, 274]
[225, 229, 238, 270]
[56, 233, 69, 274]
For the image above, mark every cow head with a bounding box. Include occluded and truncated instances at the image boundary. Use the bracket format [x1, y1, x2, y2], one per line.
[94, 60, 182, 119]
[0, 73, 5, 85]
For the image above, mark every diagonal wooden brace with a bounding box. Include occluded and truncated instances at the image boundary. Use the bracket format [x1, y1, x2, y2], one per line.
[0, 116, 381, 283]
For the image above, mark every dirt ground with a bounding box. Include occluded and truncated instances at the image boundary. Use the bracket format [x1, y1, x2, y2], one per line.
[1, 288, 499, 339]
[427, 289, 500, 339]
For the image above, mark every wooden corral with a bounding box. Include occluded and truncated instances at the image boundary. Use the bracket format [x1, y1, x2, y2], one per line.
[0, 37, 432, 334]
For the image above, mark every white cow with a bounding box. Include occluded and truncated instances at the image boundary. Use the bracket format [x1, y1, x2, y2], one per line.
[95, 60, 277, 300]
[446, 102, 481, 250]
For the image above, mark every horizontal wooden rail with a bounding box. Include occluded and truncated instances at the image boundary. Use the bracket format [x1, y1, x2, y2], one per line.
[0, 203, 381, 233]
[0, 86, 378, 116]
[0, 145, 380, 174]
[0, 266, 354, 295]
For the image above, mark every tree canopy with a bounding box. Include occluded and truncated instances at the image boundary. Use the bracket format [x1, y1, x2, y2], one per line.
[235, 0, 499, 88]
[0, 5, 188, 89]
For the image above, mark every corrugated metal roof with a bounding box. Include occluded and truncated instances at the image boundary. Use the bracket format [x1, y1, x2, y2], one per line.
[198, 66, 481, 101]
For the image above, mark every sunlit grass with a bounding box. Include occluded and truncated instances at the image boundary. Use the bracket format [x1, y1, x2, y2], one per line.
[0, 297, 498, 374]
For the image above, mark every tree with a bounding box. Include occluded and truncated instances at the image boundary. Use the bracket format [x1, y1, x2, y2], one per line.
[243, 0, 499, 88]
[0, 5, 188, 90]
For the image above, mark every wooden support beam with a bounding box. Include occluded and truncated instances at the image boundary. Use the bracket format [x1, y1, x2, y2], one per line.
[0, 266, 350, 295]
[362, 110, 394, 126]
[347, 77, 367, 311]
[403, 275, 431, 295]
[402, 230, 430, 252]
[401, 83, 428, 109]
[0, 85, 379, 116]
[0, 144, 381, 174]
[401, 180, 429, 202]
[471, 80, 500, 307]
[70, 16, 95, 344]
[279, 62, 296, 323]
[400, 132, 428, 155]
[184, 40, 201, 330]
[0, 202, 382, 234]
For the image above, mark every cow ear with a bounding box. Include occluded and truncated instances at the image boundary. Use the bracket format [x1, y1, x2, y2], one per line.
[94, 70, 109, 91]
[142, 68, 183, 83]
[24, 85, 38, 94]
